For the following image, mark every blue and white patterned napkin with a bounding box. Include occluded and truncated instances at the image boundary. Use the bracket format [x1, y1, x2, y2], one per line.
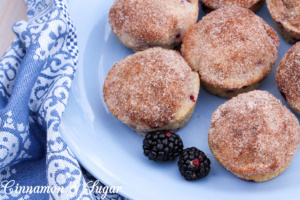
[0, 0, 125, 199]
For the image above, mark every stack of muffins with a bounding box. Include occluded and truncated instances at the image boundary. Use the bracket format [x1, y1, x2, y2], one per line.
[103, 0, 300, 182]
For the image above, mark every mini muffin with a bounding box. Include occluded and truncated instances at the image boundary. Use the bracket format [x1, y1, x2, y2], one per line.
[200, 0, 265, 13]
[208, 90, 300, 182]
[266, 0, 300, 43]
[276, 42, 300, 115]
[181, 7, 279, 98]
[108, 0, 199, 52]
[103, 48, 200, 135]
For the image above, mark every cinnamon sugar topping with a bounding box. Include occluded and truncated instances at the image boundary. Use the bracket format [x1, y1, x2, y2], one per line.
[109, 0, 198, 50]
[267, 0, 300, 30]
[209, 90, 300, 174]
[276, 42, 300, 108]
[201, 0, 260, 10]
[181, 7, 278, 88]
[103, 48, 196, 129]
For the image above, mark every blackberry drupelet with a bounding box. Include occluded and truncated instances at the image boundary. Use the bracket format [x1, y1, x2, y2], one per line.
[178, 147, 210, 180]
[143, 131, 184, 161]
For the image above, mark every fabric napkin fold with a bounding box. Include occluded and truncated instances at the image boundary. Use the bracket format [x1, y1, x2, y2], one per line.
[0, 0, 126, 199]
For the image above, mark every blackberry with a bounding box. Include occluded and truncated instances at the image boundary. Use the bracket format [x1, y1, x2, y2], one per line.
[178, 147, 210, 180]
[143, 131, 183, 161]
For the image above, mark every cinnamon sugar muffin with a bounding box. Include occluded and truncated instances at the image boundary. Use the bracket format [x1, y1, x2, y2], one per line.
[276, 42, 300, 115]
[208, 90, 300, 182]
[103, 48, 200, 135]
[266, 0, 300, 43]
[181, 7, 279, 98]
[108, 0, 199, 52]
[200, 0, 265, 13]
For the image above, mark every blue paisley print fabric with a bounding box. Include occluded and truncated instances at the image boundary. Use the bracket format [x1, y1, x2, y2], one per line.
[0, 0, 126, 199]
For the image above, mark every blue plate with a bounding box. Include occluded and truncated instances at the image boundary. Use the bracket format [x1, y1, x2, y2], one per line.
[61, 1, 300, 199]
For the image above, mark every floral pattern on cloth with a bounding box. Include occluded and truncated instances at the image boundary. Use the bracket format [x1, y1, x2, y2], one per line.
[0, 0, 127, 199]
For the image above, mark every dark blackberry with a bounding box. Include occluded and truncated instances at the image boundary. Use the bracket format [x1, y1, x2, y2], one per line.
[178, 147, 210, 180]
[143, 131, 184, 161]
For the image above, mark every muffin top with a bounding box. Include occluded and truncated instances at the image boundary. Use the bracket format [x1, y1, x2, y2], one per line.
[209, 90, 300, 174]
[201, 0, 260, 10]
[181, 6, 279, 88]
[103, 48, 198, 129]
[109, 0, 198, 45]
[267, 0, 300, 32]
[276, 42, 300, 109]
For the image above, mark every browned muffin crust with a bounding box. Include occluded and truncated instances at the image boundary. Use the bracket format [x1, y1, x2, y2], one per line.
[181, 7, 279, 98]
[109, 0, 199, 52]
[200, 0, 265, 12]
[276, 42, 300, 115]
[208, 90, 300, 182]
[103, 48, 200, 134]
[266, 0, 300, 43]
